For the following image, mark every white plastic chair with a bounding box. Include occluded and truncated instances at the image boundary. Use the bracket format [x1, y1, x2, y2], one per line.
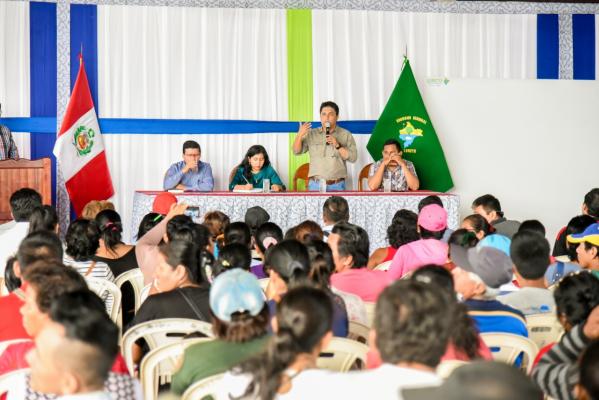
[0, 338, 31, 356]
[363, 302, 376, 327]
[0, 368, 29, 396]
[115, 268, 145, 313]
[121, 318, 214, 375]
[139, 283, 152, 305]
[436, 360, 469, 379]
[181, 373, 226, 400]
[140, 338, 213, 400]
[526, 313, 565, 349]
[86, 277, 122, 325]
[480, 333, 539, 374]
[348, 321, 370, 344]
[373, 260, 392, 271]
[317, 337, 369, 372]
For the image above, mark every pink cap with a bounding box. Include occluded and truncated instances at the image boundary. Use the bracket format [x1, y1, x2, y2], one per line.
[418, 204, 447, 232]
[152, 192, 177, 215]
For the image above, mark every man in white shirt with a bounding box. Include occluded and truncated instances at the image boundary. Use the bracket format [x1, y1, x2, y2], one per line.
[0, 188, 42, 274]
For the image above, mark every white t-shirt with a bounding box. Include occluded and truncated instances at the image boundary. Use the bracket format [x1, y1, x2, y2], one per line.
[0, 221, 29, 275]
[497, 287, 556, 315]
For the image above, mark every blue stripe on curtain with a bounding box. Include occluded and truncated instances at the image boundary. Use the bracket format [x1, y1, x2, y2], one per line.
[573, 14, 596, 80]
[30, 2, 57, 204]
[537, 14, 559, 80]
[70, 4, 99, 108]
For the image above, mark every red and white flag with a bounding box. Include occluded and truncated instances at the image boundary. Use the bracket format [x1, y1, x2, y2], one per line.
[54, 55, 114, 215]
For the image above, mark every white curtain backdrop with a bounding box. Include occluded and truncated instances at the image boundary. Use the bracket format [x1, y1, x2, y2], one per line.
[0, 2, 30, 158]
[98, 6, 288, 240]
[312, 10, 537, 191]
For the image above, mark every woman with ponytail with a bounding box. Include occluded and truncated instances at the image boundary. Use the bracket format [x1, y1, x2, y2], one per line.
[94, 209, 139, 277]
[221, 286, 335, 399]
[263, 240, 310, 304]
[251, 222, 283, 279]
[461, 214, 495, 240]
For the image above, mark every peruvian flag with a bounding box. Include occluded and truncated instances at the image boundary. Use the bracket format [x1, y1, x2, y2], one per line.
[53, 55, 114, 215]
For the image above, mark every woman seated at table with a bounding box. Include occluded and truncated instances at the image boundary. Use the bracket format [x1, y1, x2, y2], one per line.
[229, 145, 285, 192]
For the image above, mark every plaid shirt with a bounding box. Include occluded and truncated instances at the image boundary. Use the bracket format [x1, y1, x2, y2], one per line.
[0, 124, 19, 160]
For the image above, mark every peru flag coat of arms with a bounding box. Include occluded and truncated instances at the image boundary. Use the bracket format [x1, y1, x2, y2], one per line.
[53, 55, 114, 215]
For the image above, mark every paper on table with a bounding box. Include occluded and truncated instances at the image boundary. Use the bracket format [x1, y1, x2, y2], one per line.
[232, 188, 263, 193]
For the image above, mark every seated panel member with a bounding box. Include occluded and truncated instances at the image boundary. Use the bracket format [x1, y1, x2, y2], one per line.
[163, 140, 214, 191]
[229, 145, 285, 192]
[293, 101, 358, 191]
[367, 138, 419, 191]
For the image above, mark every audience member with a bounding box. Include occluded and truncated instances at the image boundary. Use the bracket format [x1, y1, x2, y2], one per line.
[367, 209, 418, 269]
[388, 204, 448, 279]
[163, 140, 214, 191]
[518, 219, 546, 236]
[171, 269, 269, 395]
[203, 210, 230, 255]
[252, 222, 283, 279]
[151, 192, 178, 217]
[472, 194, 521, 239]
[212, 243, 252, 277]
[321, 196, 349, 239]
[418, 195, 454, 241]
[366, 138, 419, 192]
[224, 221, 252, 248]
[135, 212, 163, 241]
[292, 220, 324, 244]
[329, 222, 391, 302]
[0, 188, 42, 274]
[461, 213, 495, 240]
[497, 231, 555, 315]
[568, 223, 599, 278]
[553, 188, 599, 257]
[579, 340, 599, 400]
[80, 200, 115, 220]
[447, 229, 479, 251]
[63, 219, 115, 282]
[244, 206, 270, 239]
[230, 145, 285, 192]
[263, 240, 310, 304]
[27, 205, 58, 234]
[3, 257, 20, 293]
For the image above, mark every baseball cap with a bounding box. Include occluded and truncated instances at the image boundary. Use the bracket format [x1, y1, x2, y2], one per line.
[152, 192, 177, 216]
[245, 206, 270, 230]
[209, 269, 265, 322]
[402, 361, 543, 400]
[450, 244, 513, 288]
[418, 204, 447, 232]
[478, 234, 511, 256]
[568, 222, 599, 246]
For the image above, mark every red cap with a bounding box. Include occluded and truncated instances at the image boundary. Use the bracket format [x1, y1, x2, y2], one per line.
[152, 192, 177, 215]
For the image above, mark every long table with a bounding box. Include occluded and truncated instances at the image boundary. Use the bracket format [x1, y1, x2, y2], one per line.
[131, 191, 460, 249]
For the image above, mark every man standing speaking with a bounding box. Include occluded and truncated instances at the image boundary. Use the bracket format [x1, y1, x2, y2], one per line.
[293, 101, 357, 191]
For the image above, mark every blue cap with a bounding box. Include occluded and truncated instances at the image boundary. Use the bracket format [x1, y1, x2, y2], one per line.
[478, 234, 511, 257]
[568, 223, 599, 246]
[209, 269, 265, 322]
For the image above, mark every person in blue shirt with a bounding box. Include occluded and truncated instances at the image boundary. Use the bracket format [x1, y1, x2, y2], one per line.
[163, 140, 214, 191]
[229, 145, 285, 191]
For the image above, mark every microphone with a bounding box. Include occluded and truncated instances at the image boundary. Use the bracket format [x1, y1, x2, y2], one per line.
[325, 122, 331, 145]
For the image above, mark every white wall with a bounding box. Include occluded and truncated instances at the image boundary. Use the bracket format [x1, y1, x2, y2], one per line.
[421, 78, 599, 243]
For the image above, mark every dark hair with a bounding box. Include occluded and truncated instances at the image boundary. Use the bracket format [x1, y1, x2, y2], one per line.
[386, 209, 419, 249]
[264, 240, 310, 286]
[463, 214, 495, 237]
[213, 243, 251, 277]
[239, 145, 271, 182]
[374, 279, 452, 367]
[319, 101, 339, 115]
[411, 265, 483, 360]
[331, 222, 369, 269]
[10, 188, 42, 221]
[49, 290, 119, 387]
[583, 242, 599, 260]
[95, 209, 124, 253]
[383, 138, 402, 153]
[158, 239, 204, 284]
[255, 222, 283, 254]
[305, 240, 335, 289]
[322, 196, 349, 224]
[23, 263, 87, 313]
[136, 212, 162, 240]
[554, 271, 599, 328]
[166, 215, 194, 241]
[182, 140, 201, 154]
[212, 305, 269, 343]
[224, 222, 252, 248]
[584, 188, 599, 219]
[240, 286, 333, 400]
[65, 219, 101, 261]
[4, 257, 20, 292]
[510, 231, 550, 280]
[448, 228, 479, 249]
[293, 220, 323, 244]
[580, 340, 599, 400]
[472, 194, 504, 218]
[518, 219, 546, 237]
[418, 195, 443, 212]
[419, 226, 444, 241]
[563, 215, 596, 261]
[17, 231, 64, 272]
[28, 205, 58, 234]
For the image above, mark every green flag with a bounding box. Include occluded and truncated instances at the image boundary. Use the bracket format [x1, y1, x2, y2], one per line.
[366, 59, 453, 192]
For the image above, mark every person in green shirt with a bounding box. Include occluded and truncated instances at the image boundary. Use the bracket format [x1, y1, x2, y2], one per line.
[170, 269, 270, 395]
[229, 145, 285, 191]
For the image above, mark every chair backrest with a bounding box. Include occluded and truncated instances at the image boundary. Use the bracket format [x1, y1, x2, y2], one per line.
[348, 321, 370, 344]
[373, 260, 392, 271]
[85, 277, 122, 325]
[0, 338, 31, 356]
[317, 337, 369, 372]
[0, 368, 29, 396]
[293, 163, 310, 191]
[121, 318, 214, 375]
[480, 333, 539, 374]
[114, 268, 145, 313]
[140, 338, 213, 400]
[436, 360, 469, 379]
[357, 163, 372, 191]
[229, 166, 238, 185]
[140, 283, 152, 306]
[181, 373, 226, 400]
[363, 301, 376, 327]
[526, 313, 565, 349]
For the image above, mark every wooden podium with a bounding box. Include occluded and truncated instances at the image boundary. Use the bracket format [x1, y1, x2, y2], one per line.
[0, 158, 51, 223]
